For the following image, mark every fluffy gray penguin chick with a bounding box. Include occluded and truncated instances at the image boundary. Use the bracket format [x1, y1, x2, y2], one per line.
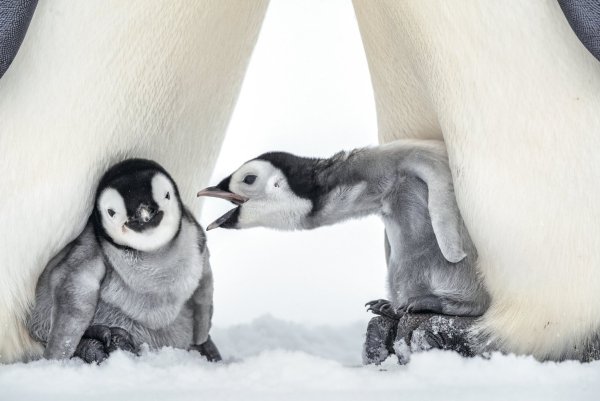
[198, 139, 489, 361]
[27, 159, 221, 363]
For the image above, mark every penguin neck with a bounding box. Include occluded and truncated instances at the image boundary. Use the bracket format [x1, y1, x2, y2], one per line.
[305, 147, 385, 228]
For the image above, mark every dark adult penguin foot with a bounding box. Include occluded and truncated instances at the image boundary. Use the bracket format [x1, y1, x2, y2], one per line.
[190, 335, 222, 362]
[365, 299, 402, 320]
[398, 295, 443, 314]
[581, 334, 600, 362]
[409, 315, 478, 358]
[393, 313, 438, 364]
[362, 316, 398, 365]
[74, 325, 138, 363]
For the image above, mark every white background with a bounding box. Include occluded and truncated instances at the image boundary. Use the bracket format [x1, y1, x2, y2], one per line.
[201, 0, 387, 327]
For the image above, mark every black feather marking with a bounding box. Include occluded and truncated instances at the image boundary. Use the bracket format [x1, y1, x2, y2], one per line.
[92, 158, 183, 246]
[254, 151, 365, 214]
[254, 152, 322, 210]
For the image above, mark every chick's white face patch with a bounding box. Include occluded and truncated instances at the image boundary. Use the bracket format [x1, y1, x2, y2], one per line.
[148, 173, 182, 248]
[228, 160, 311, 230]
[98, 188, 128, 241]
[97, 173, 182, 252]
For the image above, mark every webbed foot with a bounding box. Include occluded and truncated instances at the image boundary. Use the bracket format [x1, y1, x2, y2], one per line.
[190, 335, 222, 362]
[74, 338, 108, 364]
[362, 316, 397, 365]
[365, 299, 402, 320]
[395, 314, 478, 365]
[411, 315, 477, 357]
[393, 313, 438, 364]
[74, 325, 138, 364]
[106, 327, 138, 354]
[397, 295, 443, 315]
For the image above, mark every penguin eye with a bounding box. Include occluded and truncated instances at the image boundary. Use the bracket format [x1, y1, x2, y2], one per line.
[107, 209, 116, 218]
[243, 175, 257, 185]
[165, 191, 170, 200]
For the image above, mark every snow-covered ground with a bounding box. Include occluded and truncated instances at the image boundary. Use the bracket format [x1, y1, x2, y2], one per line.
[1, 315, 599, 401]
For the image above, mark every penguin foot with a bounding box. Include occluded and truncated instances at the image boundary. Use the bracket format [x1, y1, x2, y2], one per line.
[362, 316, 397, 365]
[74, 338, 108, 364]
[363, 313, 478, 365]
[106, 327, 138, 354]
[365, 299, 402, 320]
[409, 315, 477, 358]
[74, 325, 138, 363]
[393, 312, 438, 364]
[397, 295, 443, 315]
[582, 335, 600, 362]
[190, 335, 222, 362]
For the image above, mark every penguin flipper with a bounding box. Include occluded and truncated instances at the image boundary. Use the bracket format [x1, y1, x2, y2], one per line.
[0, 0, 38, 79]
[404, 148, 467, 264]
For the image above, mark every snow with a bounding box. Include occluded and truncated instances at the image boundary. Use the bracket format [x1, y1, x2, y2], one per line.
[1, 315, 599, 401]
[212, 315, 366, 366]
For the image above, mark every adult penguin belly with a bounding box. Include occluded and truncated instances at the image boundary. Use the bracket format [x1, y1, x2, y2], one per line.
[354, 0, 600, 360]
[0, 0, 268, 362]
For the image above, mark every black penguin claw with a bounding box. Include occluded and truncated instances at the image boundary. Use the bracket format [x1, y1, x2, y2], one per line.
[365, 299, 402, 320]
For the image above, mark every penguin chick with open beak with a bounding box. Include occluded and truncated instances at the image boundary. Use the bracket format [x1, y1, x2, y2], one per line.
[199, 139, 490, 363]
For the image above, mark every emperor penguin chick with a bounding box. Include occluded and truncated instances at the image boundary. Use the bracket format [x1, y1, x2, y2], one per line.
[199, 139, 489, 319]
[27, 159, 221, 363]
